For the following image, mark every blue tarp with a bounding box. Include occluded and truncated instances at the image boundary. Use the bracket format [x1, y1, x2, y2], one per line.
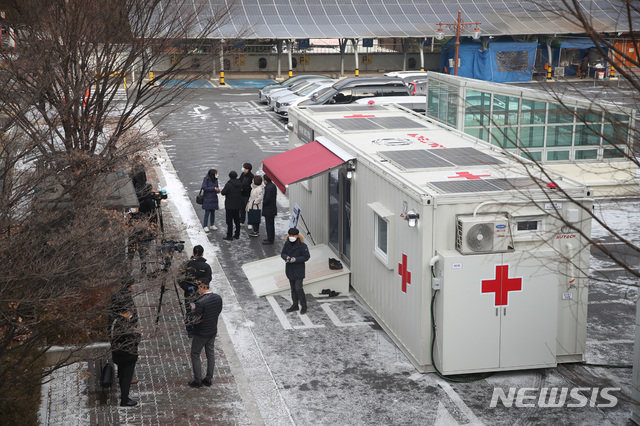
[556, 38, 596, 49]
[536, 38, 601, 76]
[440, 38, 538, 82]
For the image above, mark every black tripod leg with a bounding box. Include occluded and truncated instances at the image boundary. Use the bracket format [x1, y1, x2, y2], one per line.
[155, 279, 167, 325]
[172, 277, 185, 319]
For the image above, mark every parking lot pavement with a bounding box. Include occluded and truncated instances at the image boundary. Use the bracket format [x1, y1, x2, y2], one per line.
[147, 86, 638, 425]
[40, 83, 638, 425]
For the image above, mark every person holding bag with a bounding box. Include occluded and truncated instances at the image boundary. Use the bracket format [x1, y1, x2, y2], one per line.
[200, 169, 220, 232]
[246, 175, 264, 237]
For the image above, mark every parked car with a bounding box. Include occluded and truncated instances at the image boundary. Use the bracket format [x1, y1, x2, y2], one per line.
[297, 77, 410, 106]
[275, 80, 337, 115]
[258, 74, 330, 103]
[266, 78, 329, 109]
[402, 75, 428, 95]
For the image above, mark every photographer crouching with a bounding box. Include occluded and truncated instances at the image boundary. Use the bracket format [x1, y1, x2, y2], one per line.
[179, 245, 212, 337]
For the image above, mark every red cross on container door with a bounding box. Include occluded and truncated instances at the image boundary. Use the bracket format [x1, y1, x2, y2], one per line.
[481, 264, 522, 307]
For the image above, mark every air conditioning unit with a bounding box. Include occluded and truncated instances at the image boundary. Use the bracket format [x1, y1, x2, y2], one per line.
[456, 214, 510, 255]
[555, 66, 565, 78]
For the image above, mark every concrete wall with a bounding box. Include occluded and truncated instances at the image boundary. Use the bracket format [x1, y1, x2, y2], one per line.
[153, 52, 441, 75]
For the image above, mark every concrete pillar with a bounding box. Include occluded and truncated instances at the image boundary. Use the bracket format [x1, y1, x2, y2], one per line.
[352, 38, 359, 76]
[632, 298, 640, 424]
[276, 39, 282, 79]
[219, 40, 225, 85]
[339, 39, 347, 77]
[402, 38, 408, 71]
[287, 39, 293, 77]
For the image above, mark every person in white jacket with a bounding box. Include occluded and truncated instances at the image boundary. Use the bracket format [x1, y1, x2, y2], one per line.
[245, 175, 264, 237]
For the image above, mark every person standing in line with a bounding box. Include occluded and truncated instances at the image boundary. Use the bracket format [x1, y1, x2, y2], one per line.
[187, 281, 223, 388]
[281, 228, 310, 314]
[238, 162, 254, 224]
[246, 175, 264, 237]
[109, 279, 141, 407]
[201, 169, 220, 232]
[220, 170, 243, 241]
[261, 175, 277, 245]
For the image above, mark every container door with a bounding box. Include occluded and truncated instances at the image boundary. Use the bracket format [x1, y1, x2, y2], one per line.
[438, 252, 502, 374]
[328, 167, 351, 265]
[498, 251, 558, 369]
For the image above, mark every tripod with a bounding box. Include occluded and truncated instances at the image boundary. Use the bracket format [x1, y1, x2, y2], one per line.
[155, 268, 185, 325]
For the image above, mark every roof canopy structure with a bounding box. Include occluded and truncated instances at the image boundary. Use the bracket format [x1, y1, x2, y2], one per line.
[192, 0, 635, 39]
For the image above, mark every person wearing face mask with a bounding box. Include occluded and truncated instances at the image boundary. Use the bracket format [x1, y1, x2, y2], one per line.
[221, 170, 243, 241]
[238, 162, 254, 225]
[281, 228, 311, 314]
[201, 169, 220, 232]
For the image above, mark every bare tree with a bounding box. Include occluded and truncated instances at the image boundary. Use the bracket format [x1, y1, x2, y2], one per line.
[0, 0, 235, 420]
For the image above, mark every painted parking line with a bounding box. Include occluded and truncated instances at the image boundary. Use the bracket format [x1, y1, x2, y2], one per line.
[225, 78, 276, 88]
[158, 79, 216, 88]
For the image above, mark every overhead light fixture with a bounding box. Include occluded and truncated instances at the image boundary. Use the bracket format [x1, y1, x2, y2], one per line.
[346, 160, 356, 179]
[472, 27, 481, 40]
[435, 28, 445, 41]
[405, 210, 420, 228]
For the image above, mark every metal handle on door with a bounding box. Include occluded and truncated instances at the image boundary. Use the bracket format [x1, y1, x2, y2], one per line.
[503, 308, 507, 316]
[496, 308, 498, 316]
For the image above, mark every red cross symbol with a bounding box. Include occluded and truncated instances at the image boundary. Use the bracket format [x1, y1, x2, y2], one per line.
[344, 114, 375, 118]
[481, 265, 522, 307]
[448, 171, 491, 180]
[398, 253, 411, 293]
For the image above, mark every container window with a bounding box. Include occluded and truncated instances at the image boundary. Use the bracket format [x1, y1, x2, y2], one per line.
[375, 213, 388, 260]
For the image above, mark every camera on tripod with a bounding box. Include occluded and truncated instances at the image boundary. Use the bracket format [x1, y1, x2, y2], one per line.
[150, 190, 168, 201]
[162, 239, 185, 254]
[160, 238, 185, 271]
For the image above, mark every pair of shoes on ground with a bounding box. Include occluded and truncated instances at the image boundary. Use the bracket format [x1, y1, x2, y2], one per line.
[262, 239, 274, 245]
[120, 398, 138, 407]
[204, 226, 217, 232]
[223, 235, 239, 241]
[286, 305, 307, 315]
[320, 289, 341, 297]
[249, 231, 259, 237]
[189, 378, 212, 388]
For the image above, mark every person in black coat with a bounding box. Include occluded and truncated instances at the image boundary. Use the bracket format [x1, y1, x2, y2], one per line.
[261, 175, 277, 245]
[179, 245, 212, 336]
[238, 162, 254, 224]
[187, 281, 223, 388]
[109, 279, 141, 407]
[281, 228, 311, 314]
[201, 169, 220, 232]
[220, 170, 243, 240]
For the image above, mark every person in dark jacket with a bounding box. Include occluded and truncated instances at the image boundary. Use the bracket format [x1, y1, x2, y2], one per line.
[130, 155, 147, 197]
[281, 228, 311, 314]
[109, 279, 141, 407]
[127, 186, 158, 273]
[187, 281, 223, 388]
[221, 170, 243, 241]
[261, 175, 277, 245]
[201, 169, 220, 232]
[179, 245, 212, 336]
[238, 162, 254, 224]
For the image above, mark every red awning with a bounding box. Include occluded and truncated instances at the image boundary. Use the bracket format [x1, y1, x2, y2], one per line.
[262, 140, 349, 193]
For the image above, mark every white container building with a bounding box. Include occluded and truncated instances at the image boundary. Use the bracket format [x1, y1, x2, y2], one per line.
[260, 103, 593, 374]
